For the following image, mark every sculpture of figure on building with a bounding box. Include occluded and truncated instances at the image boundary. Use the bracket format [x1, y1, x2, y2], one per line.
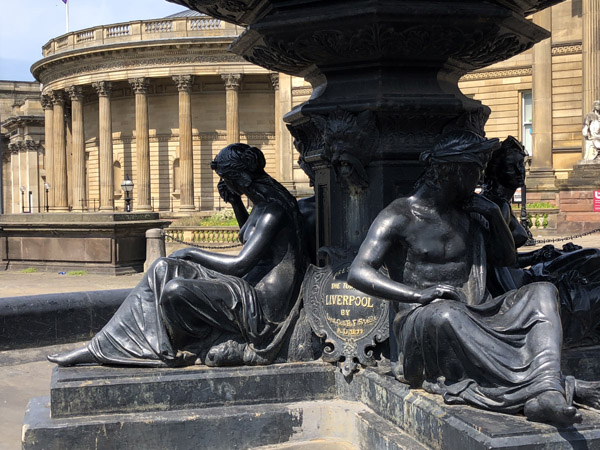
[483, 136, 600, 346]
[348, 130, 600, 426]
[582, 100, 600, 161]
[48, 143, 310, 368]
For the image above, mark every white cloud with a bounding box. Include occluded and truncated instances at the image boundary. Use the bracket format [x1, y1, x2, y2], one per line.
[0, 0, 187, 81]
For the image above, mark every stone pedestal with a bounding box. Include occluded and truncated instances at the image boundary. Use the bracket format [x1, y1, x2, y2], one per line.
[0, 213, 169, 275]
[556, 161, 600, 233]
[23, 362, 600, 450]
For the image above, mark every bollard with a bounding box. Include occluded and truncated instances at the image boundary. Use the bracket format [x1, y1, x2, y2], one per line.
[144, 228, 166, 272]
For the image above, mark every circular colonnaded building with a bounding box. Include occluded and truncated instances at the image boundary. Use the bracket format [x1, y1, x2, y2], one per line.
[20, 10, 311, 214]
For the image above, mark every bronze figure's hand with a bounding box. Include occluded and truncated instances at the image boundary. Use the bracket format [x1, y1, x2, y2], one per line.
[217, 179, 240, 204]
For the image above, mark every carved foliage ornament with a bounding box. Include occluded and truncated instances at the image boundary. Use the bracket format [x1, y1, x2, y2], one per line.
[66, 85, 84, 101]
[50, 90, 66, 105]
[246, 23, 535, 75]
[129, 78, 150, 94]
[92, 81, 112, 97]
[221, 73, 243, 90]
[41, 95, 53, 110]
[173, 75, 195, 92]
[8, 140, 42, 154]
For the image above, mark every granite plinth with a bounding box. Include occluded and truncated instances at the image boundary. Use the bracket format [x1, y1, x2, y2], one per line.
[0, 213, 170, 275]
[49, 362, 337, 418]
[23, 362, 600, 450]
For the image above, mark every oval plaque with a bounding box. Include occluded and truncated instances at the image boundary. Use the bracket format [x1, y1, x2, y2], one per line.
[304, 259, 389, 375]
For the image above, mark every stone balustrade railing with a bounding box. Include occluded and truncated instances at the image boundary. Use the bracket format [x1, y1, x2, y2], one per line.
[42, 16, 236, 57]
[165, 226, 241, 247]
[513, 207, 559, 232]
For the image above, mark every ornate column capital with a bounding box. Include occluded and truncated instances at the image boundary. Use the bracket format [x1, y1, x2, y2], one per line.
[129, 77, 150, 94]
[173, 75, 194, 93]
[50, 90, 66, 106]
[8, 142, 20, 154]
[66, 85, 84, 101]
[92, 81, 113, 97]
[270, 73, 279, 91]
[41, 94, 54, 110]
[222, 73, 243, 90]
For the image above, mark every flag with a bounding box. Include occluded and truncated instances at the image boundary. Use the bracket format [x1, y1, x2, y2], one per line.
[62, 0, 67, 4]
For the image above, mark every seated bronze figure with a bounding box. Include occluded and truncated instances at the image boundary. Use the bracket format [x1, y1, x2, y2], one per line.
[484, 136, 600, 346]
[348, 131, 600, 426]
[49, 143, 309, 367]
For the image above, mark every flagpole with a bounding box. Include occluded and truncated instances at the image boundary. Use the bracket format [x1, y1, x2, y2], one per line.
[66, 0, 69, 33]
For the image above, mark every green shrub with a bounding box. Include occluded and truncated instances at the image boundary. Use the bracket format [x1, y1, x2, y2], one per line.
[67, 270, 88, 276]
[527, 202, 556, 209]
[21, 267, 37, 273]
[172, 209, 245, 227]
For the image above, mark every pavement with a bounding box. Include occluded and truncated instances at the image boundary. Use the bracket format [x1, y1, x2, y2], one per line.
[1, 233, 600, 449]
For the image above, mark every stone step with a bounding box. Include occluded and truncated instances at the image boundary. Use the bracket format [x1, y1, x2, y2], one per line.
[255, 441, 358, 449]
[25, 361, 600, 450]
[23, 397, 431, 450]
[342, 367, 600, 450]
[50, 361, 336, 418]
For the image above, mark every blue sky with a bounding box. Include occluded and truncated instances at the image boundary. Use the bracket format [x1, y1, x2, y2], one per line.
[0, 0, 186, 82]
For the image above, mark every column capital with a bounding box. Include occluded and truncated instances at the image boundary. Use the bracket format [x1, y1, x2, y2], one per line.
[129, 77, 150, 94]
[50, 90, 66, 106]
[66, 85, 84, 101]
[270, 73, 279, 91]
[222, 73, 243, 90]
[41, 94, 54, 110]
[173, 75, 194, 93]
[92, 81, 112, 97]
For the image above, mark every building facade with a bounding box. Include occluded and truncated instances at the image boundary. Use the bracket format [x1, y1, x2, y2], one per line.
[2, 11, 312, 214]
[458, 0, 599, 194]
[1, 1, 599, 225]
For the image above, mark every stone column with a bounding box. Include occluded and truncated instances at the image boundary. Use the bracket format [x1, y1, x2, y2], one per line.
[222, 74, 243, 144]
[582, 0, 600, 133]
[271, 73, 289, 184]
[93, 81, 114, 211]
[528, 9, 556, 192]
[276, 74, 295, 187]
[41, 94, 54, 211]
[173, 75, 195, 212]
[51, 90, 69, 211]
[67, 86, 86, 211]
[130, 78, 152, 211]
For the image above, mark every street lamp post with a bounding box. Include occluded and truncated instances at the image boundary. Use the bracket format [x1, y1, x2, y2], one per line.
[20, 186, 25, 213]
[121, 174, 134, 212]
[44, 182, 50, 212]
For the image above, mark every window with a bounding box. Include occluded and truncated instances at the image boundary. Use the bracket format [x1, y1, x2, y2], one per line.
[521, 91, 533, 156]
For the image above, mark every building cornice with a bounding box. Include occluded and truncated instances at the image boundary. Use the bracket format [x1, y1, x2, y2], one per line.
[1, 115, 45, 132]
[460, 66, 532, 81]
[33, 41, 250, 88]
[551, 42, 583, 56]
